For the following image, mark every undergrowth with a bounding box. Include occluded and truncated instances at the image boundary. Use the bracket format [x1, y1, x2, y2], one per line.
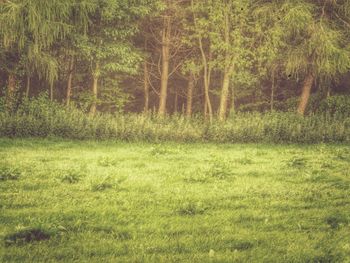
[1, 95, 350, 143]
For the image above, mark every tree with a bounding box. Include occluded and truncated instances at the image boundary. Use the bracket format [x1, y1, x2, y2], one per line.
[189, 0, 213, 122]
[281, 0, 350, 115]
[0, 0, 71, 100]
[75, 0, 154, 115]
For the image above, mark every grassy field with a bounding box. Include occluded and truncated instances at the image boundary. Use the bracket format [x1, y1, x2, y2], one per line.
[0, 139, 350, 262]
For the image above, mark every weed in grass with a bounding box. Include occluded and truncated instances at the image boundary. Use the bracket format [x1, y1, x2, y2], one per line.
[177, 201, 207, 216]
[207, 159, 235, 179]
[310, 253, 343, 263]
[327, 177, 350, 190]
[235, 156, 253, 165]
[4, 228, 51, 246]
[60, 170, 83, 184]
[255, 150, 267, 156]
[90, 176, 114, 191]
[246, 171, 261, 177]
[92, 226, 132, 240]
[325, 213, 349, 229]
[287, 156, 307, 168]
[334, 149, 350, 161]
[183, 169, 211, 183]
[307, 169, 329, 182]
[236, 214, 266, 225]
[98, 157, 119, 167]
[229, 240, 254, 251]
[114, 230, 132, 240]
[90, 175, 127, 191]
[150, 145, 171, 156]
[0, 166, 21, 181]
[321, 160, 334, 169]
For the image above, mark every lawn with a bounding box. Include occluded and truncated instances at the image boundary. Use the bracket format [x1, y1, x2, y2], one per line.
[0, 139, 350, 262]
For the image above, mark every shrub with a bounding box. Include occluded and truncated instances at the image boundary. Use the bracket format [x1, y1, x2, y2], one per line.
[318, 95, 350, 116]
[1, 95, 350, 143]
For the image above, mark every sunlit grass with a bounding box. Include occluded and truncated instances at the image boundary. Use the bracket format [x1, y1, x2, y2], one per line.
[0, 139, 350, 262]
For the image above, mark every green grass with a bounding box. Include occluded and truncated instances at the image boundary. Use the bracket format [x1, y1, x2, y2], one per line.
[1, 139, 350, 262]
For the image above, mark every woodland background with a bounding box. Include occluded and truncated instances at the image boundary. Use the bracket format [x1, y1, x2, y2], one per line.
[0, 0, 350, 143]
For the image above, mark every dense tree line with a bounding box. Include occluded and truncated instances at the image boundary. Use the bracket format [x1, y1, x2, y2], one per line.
[0, 0, 349, 120]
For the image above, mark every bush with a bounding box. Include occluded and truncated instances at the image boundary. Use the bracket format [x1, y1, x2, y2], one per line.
[318, 95, 350, 116]
[0, 95, 350, 143]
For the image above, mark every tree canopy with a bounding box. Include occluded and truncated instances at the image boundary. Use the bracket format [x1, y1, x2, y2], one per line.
[0, 0, 349, 117]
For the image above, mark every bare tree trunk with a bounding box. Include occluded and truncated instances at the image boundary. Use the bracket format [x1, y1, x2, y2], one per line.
[186, 73, 194, 117]
[143, 61, 150, 113]
[230, 82, 235, 115]
[218, 5, 233, 121]
[174, 87, 178, 114]
[25, 75, 30, 97]
[297, 73, 314, 115]
[191, 0, 212, 123]
[66, 56, 74, 107]
[49, 82, 54, 101]
[158, 16, 171, 117]
[218, 65, 234, 121]
[270, 68, 275, 111]
[8, 74, 16, 93]
[6, 74, 16, 108]
[204, 59, 213, 123]
[90, 62, 100, 116]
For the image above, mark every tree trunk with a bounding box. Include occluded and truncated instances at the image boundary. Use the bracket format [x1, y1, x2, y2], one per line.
[186, 73, 194, 117]
[218, 67, 233, 121]
[25, 75, 30, 97]
[297, 73, 314, 115]
[158, 16, 171, 117]
[90, 62, 100, 116]
[270, 68, 275, 111]
[6, 74, 16, 107]
[191, 0, 212, 123]
[174, 87, 178, 114]
[8, 74, 16, 92]
[204, 59, 213, 123]
[143, 61, 150, 113]
[66, 56, 74, 107]
[230, 82, 235, 115]
[218, 3, 233, 121]
[49, 82, 54, 101]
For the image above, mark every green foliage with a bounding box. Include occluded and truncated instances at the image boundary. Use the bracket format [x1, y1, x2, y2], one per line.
[281, 1, 350, 78]
[0, 0, 91, 85]
[1, 96, 350, 143]
[318, 95, 350, 115]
